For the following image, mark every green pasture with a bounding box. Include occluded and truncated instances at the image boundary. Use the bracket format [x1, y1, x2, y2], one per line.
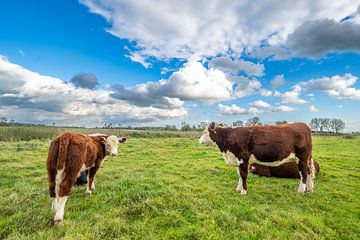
[0, 135, 359, 239]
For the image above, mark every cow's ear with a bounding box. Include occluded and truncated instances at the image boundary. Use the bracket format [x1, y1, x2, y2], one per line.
[208, 122, 216, 131]
[119, 137, 126, 143]
[100, 137, 107, 145]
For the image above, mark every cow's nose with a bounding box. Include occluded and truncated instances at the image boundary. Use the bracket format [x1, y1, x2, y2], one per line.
[111, 153, 117, 157]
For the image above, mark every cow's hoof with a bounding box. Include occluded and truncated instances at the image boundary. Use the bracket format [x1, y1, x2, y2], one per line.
[85, 190, 92, 196]
[298, 184, 306, 194]
[53, 220, 62, 227]
[240, 190, 247, 195]
[236, 186, 247, 195]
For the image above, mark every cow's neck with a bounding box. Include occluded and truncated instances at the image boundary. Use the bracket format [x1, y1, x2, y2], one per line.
[96, 141, 106, 160]
[211, 127, 232, 153]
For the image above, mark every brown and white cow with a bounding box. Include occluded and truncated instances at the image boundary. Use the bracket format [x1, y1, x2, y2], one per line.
[46, 132, 126, 226]
[199, 122, 314, 194]
[249, 159, 320, 178]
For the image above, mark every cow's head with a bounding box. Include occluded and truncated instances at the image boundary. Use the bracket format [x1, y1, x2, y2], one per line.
[199, 122, 217, 145]
[248, 164, 257, 173]
[100, 135, 127, 157]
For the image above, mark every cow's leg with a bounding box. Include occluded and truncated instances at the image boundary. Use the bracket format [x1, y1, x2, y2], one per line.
[47, 169, 56, 213]
[86, 166, 99, 196]
[310, 158, 316, 179]
[53, 167, 79, 227]
[53, 167, 65, 217]
[306, 158, 314, 192]
[53, 196, 68, 227]
[297, 157, 313, 193]
[236, 163, 248, 195]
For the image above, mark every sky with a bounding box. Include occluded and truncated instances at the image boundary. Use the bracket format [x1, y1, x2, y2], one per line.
[1, 1, 360, 131]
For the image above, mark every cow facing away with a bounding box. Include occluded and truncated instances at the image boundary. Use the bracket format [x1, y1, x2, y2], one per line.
[199, 122, 314, 195]
[46, 132, 126, 226]
[249, 160, 320, 178]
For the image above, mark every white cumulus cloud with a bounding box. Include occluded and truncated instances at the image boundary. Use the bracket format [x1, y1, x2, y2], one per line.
[235, 78, 262, 98]
[270, 74, 285, 88]
[259, 89, 273, 97]
[249, 100, 271, 108]
[209, 56, 265, 77]
[111, 61, 234, 105]
[275, 85, 307, 104]
[271, 105, 296, 112]
[218, 104, 262, 116]
[80, 0, 359, 61]
[0, 56, 187, 125]
[302, 73, 360, 100]
[308, 105, 319, 112]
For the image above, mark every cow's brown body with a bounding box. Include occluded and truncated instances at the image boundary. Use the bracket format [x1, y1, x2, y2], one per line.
[249, 160, 320, 178]
[47, 132, 125, 226]
[199, 122, 314, 194]
[47, 132, 106, 198]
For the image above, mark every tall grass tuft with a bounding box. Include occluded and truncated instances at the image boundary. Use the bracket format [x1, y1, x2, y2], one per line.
[0, 126, 201, 141]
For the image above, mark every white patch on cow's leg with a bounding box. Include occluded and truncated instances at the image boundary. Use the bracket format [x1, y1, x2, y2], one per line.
[85, 174, 92, 195]
[53, 196, 68, 226]
[310, 158, 316, 179]
[306, 174, 314, 192]
[297, 171, 306, 193]
[55, 168, 64, 196]
[53, 167, 65, 214]
[51, 198, 56, 213]
[91, 179, 95, 190]
[236, 168, 247, 195]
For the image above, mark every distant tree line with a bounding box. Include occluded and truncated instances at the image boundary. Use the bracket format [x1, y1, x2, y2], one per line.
[180, 121, 208, 131]
[233, 117, 264, 126]
[233, 117, 289, 127]
[0, 116, 16, 125]
[1, 115, 346, 134]
[309, 118, 345, 133]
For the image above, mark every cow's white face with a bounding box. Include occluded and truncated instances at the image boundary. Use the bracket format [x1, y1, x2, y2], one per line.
[199, 128, 214, 145]
[102, 135, 126, 156]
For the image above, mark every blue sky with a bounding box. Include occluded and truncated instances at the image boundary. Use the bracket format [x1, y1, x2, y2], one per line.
[1, 0, 360, 131]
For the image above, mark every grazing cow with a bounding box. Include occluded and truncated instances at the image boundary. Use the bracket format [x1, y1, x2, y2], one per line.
[199, 122, 314, 195]
[249, 160, 320, 178]
[46, 132, 126, 226]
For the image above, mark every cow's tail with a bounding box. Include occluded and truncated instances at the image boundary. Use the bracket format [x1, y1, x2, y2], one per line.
[57, 135, 70, 170]
[313, 159, 320, 173]
[46, 139, 59, 198]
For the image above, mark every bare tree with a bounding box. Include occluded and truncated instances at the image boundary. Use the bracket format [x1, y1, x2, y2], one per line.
[233, 120, 244, 127]
[275, 120, 288, 125]
[199, 122, 208, 129]
[310, 118, 345, 133]
[246, 117, 262, 126]
[331, 118, 345, 134]
[310, 118, 320, 132]
[322, 118, 331, 132]
[0, 116, 8, 124]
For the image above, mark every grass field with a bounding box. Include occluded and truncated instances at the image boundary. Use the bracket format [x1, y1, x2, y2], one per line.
[0, 135, 359, 239]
